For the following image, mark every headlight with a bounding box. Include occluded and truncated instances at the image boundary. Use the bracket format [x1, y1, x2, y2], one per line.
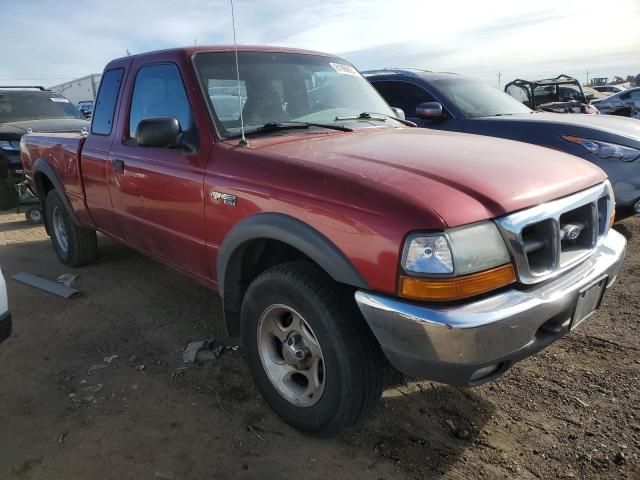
[402, 222, 510, 275]
[562, 135, 640, 162]
[0, 140, 20, 151]
[400, 222, 515, 301]
[403, 235, 453, 274]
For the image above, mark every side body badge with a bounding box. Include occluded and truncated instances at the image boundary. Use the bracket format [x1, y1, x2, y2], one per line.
[210, 191, 237, 207]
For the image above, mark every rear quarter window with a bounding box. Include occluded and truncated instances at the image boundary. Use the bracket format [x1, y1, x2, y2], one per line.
[92, 68, 124, 135]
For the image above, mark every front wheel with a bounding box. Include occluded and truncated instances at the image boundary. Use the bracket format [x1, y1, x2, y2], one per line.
[241, 261, 383, 437]
[45, 190, 97, 267]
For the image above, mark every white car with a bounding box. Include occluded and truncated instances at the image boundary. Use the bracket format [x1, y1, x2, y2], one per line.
[0, 268, 10, 343]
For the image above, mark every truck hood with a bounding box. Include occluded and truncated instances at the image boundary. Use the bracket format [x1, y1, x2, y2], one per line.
[0, 118, 90, 138]
[477, 112, 640, 142]
[250, 127, 606, 227]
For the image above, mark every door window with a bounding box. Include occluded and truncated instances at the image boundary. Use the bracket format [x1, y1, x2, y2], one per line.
[371, 81, 435, 117]
[623, 90, 640, 101]
[92, 68, 124, 135]
[129, 64, 193, 139]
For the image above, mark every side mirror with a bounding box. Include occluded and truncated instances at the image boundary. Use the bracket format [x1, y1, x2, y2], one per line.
[390, 107, 405, 120]
[416, 102, 444, 119]
[136, 116, 182, 148]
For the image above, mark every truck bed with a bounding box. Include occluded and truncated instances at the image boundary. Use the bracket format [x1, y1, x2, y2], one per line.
[21, 132, 87, 218]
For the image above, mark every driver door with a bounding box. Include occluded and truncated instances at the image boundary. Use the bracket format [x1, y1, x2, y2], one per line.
[107, 61, 211, 280]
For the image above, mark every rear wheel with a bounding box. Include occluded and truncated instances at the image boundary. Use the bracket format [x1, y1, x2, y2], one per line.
[45, 189, 97, 267]
[241, 261, 383, 436]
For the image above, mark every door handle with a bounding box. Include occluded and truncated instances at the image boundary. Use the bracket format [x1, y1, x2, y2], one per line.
[111, 158, 125, 174]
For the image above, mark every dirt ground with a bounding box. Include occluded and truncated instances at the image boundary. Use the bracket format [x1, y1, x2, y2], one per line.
[0, 209, 638, 480]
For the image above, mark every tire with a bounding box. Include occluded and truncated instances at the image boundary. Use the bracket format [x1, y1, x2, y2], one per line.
[25, 206, 43, 224]
[44, 189, 97, 267]
[241, 261, 383, 437]
[0, 179, 18, 210]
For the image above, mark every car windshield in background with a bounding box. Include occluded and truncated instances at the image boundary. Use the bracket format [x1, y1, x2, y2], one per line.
[0, 91, 82, 123]
[193, 51, 400, 137]
[431, 78, 532, 118]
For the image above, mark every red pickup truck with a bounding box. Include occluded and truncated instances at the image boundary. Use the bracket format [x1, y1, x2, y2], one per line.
[21, 46, 626, 436]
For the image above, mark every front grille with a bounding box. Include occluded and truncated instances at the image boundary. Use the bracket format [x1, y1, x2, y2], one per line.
[495, 183, 613, 285]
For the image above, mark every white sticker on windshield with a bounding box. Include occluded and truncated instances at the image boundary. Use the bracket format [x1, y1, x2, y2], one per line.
[50, 97, 70, 103]
[330, 63, 359, 76]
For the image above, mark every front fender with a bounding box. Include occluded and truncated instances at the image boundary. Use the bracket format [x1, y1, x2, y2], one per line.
[217, 212, 369, 295]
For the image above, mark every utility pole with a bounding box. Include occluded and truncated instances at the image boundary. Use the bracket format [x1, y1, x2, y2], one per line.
[586, 69, 589, 85]
[497, 71, 502, 88]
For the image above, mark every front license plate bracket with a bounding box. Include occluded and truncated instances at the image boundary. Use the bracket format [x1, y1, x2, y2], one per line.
[571, 275, 608, 331]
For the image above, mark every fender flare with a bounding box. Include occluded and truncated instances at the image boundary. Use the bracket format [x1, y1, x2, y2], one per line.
[33, 159, 81, 226]
[217, 212, 369, 297]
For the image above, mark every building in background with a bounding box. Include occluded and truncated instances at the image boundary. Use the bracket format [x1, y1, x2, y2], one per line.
[49, 74, 101, 106]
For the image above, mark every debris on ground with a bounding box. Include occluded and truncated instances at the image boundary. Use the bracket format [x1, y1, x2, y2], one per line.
[12, 272, 81, 298]
[70, 384, 104, 405]
[614, 451, 626, 465]
[170, 367, 187, 379]
[103, 355, 118, 364]
[154, 470, 175, 480]
[445, 418, 470, 440]
[182, 337, 239, 363]
[56, 273, 79, 287]
[88, 364, 108, 374]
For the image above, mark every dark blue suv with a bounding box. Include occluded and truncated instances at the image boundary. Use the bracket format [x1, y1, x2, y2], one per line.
[365, 69, 640, 216]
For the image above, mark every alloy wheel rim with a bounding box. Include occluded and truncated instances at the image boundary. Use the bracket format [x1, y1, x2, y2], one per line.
[257, 304, 326, 407]
[52, 206, 69, 253]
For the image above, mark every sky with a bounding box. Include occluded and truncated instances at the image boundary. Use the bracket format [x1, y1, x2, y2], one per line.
[1, 0, 639, 88]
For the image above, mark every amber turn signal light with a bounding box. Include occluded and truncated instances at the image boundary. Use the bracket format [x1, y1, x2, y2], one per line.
[609, 208, 616, 228]
[399, 264, 516, 302]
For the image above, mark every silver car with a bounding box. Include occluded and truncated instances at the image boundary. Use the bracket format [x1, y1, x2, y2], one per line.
[592, 87, 640, 118]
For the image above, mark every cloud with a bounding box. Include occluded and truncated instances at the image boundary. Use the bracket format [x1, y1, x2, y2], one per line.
[1, 0, 638, 88]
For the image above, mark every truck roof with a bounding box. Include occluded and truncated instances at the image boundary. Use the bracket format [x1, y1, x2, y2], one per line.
[109, 45, 336, 64]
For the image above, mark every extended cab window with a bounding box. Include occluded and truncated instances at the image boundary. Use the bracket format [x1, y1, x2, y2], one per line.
[372, 81, 435, 117]
[92, 68, 124, 135]
[129, 64, 193, 139]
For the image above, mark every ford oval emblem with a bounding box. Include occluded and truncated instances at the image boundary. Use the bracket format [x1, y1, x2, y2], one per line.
[565, 225, 581, 240]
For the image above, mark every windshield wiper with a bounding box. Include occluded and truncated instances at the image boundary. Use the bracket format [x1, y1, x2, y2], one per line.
[230, 121, 353, 138]
[335, 112, 416, 127]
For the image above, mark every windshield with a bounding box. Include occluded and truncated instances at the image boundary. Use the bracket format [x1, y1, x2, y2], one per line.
[0, 91, 82, 123]
[193, 51, 400, 137]
[431, 78, 532, 118]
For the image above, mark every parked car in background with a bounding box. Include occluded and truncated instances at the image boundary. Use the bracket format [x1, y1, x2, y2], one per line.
[77, 100, 94, 119]
[504, 75, 598, 114]
[0, 86, 89, 209]
[593, 85, 626, 94]
[591, 87, 640, 119]
[365, 69, 640, 216]
[0, 268, 11, 344]
[21, 47, 627, 436]
[581, 86, 610, 101]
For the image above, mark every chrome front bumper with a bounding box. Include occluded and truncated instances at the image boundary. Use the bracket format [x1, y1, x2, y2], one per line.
[355, 229, 627, 386]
